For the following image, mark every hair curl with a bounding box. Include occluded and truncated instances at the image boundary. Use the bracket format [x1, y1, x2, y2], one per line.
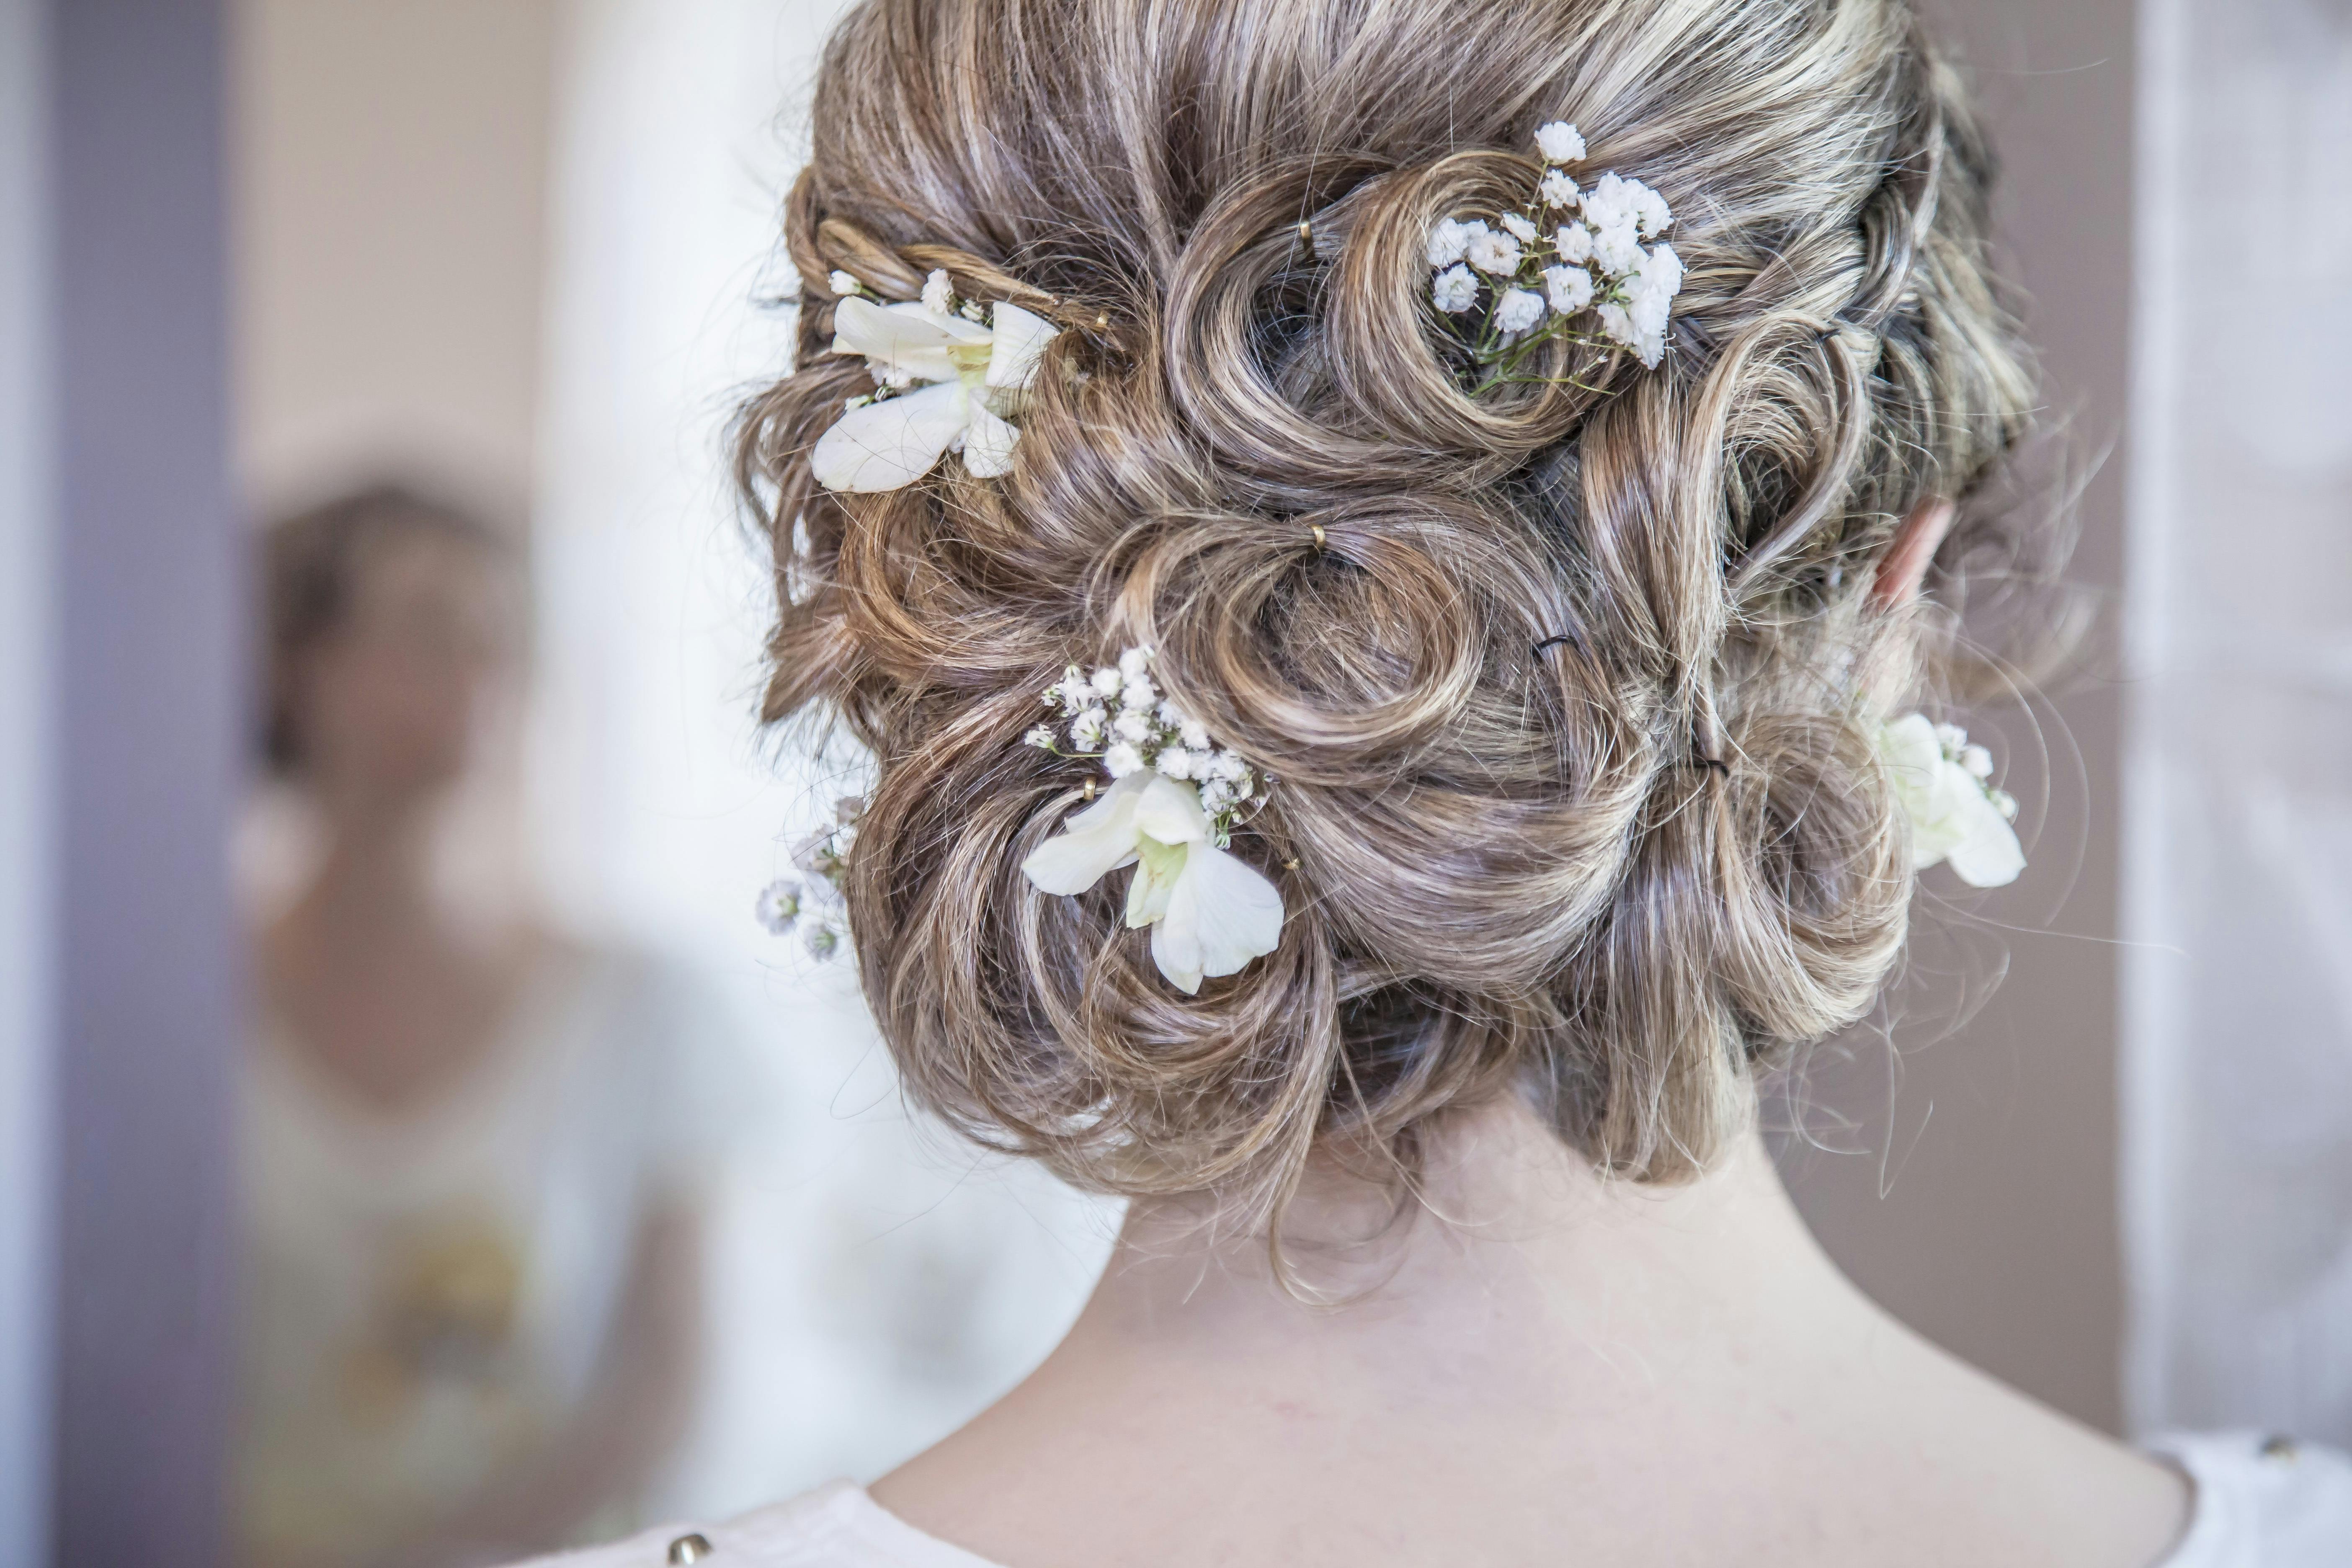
[733, 0, 2044, 1233]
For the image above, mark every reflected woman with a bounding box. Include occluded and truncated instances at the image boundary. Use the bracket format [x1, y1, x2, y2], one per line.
[238, 485, 735, 1568]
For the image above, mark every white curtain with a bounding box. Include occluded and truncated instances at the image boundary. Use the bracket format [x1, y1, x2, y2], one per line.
[529, 0, 1119, 1516]
[2125, 0, 2352, 1442]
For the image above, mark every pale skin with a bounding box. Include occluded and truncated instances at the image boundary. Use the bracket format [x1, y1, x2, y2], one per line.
[871, 499, 2194, 1568]
[256, 528, 698, 1568]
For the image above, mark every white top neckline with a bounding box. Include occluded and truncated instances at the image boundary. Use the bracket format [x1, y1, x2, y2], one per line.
[524, 1430, 2352, 1567]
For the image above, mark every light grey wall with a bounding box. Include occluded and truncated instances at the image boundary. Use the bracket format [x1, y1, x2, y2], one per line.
[0, 0, 54, 1557]
[1782, 0, 2138, 1434]
[50, 0, 240, 1561]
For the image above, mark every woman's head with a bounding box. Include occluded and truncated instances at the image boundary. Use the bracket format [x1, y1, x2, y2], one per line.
[261, 484, 519, 812]
[736, 0, 2042, 1226]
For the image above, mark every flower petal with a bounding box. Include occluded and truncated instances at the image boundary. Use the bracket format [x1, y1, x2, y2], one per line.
[830, 297, 989, 382]
[1149, 900, 1205, 994]
[1019, 772, 1149, 894]
[962, 403, 1021, 478]
[985, 301, 1058, 391]
[1124, 836, 1186, 928]
[1153, 841, 1283, 992]
[1942, 789, 2026, 888]
[1129, 775, 1213, 846]
[811, 380, 970, 493]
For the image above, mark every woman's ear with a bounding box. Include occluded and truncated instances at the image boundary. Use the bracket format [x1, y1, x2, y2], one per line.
[1872, 498, 1957, 609]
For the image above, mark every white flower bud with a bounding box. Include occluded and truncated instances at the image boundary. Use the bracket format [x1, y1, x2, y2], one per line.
[1499, 212, 1539, 243]
[1534, 121, 1586, 165]
[1103, 742, 1144, 778]
[1118, 646, 1153, 680]
[1495, 288, 1546, 334]
[1961, 744, 1994, 779]
[1091, 666, 1124, 696]
[1426, 217, 1482, 268]
[827, 269, 862, 296]
[1539, 170, 1580, 209]
[1024, 726, 1055, 749]
[755, 879, 802, 934]
[1431, 263, 1479, 314]
[921, 268, 954, 315]
[1465, 228, 1524, 276]
[1157, 747, 1194, 779]
[1113, 709, 1153, 743]
[1543, 265, 1594, 314]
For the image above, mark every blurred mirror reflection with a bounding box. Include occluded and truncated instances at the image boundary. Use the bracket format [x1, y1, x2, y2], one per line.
[227, 4, 1116, 1564]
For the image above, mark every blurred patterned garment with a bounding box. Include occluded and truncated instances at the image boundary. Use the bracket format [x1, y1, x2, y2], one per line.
[235, 944, 744, 1566]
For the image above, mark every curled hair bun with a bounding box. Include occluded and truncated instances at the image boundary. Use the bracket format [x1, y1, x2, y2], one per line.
[735, 0, 2040, 1222]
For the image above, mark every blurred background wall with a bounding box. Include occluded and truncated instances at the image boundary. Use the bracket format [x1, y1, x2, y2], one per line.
[0, 0, 53, 1560]
[2124, 0, 2352, 1441]
[234, 0, 558, 518]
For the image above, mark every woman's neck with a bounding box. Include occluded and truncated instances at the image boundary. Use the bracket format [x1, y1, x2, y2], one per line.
[876, 1094, 2187, 1568]
[1069, 1096, 1867, 1384]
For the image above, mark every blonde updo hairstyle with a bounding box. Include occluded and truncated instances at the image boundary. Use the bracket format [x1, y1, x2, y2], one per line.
[735, 0, 2040, 1235]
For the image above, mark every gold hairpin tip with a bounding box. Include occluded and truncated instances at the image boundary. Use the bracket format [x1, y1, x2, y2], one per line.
[1309, 524, 1326, 549]
[1081, 779, 1098, 802]
[1295, 219, 1313, 241]
[1282, 857, 1301, 871]
[1094, 312, 1109, 328]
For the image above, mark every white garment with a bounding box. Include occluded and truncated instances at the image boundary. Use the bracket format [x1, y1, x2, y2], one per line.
[235, 942, 745, 1564]
[520, 1432, 2352, 1568]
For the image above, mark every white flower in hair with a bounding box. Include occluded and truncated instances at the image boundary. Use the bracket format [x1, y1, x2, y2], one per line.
[1464, 227, 1523, 275]
[1021, 646, 1282, 994]
[1426, 217, 1483, 268]
[1022, 771, 1283, 995]
[755, 797, 864, 955]
[1432, 264, 1480, 314]
[1877, 714, 2024, 888]
[1596, 242, 1684, 368]
[1534, 120, 1587, 164]
[1494, 287, 1546, 334]
[1422, 125, 1683, 387]
[1543, 264, 1594, 314]
[812, 268, 1060, 493]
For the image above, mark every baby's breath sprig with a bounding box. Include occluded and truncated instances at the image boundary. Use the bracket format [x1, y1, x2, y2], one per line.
[1023, 646, 1269, 847]
[1426, 121, 1684, 389]
[755, 796, 864, 960]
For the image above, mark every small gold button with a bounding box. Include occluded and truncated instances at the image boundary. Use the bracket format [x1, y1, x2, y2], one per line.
[668, 1532, 714, 1564]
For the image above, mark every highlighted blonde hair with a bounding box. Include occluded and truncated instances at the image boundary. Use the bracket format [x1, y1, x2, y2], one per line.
[734, 0, 2041, 1233]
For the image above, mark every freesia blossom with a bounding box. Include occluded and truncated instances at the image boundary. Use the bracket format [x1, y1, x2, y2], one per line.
[1877, 713, 2024, 888]
[812, 271, 1058, 492]
[1020, 771, 1285, 994]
